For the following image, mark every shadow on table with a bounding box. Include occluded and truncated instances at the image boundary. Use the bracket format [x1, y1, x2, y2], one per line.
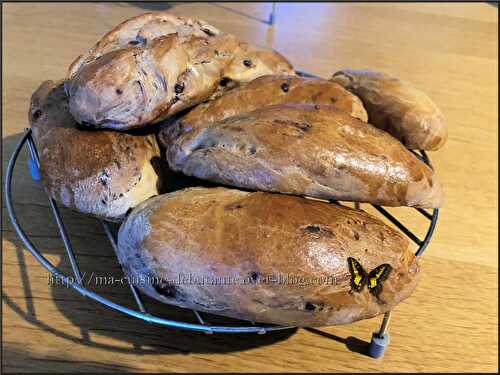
[2, 131, 368, 357]
[129, 2, 175, 11]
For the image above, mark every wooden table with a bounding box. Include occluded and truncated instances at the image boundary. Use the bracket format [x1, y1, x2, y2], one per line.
[2, 2, 498, 372]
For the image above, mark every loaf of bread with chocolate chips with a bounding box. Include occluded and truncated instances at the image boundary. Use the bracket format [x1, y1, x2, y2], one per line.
[117, 187, 420, 327]
[66, 12, 294, 130]
[67, 33, 239, 130]
[29, 80, 164, 221]
[331, 70, 447, 150]
[67, 12, 224, 79]
[206, 43, 296, 100]
[161, 104, 443, 208]
[223, 42, 294, 84]
[171, 75, 367, 132]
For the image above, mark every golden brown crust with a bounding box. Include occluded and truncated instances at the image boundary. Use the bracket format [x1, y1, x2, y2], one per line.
[67, 33, 240, 129]
[205, 44, 296, 100]
[162, 104, 443, 208]
[66, 12, 294, 130]
[223, 42, 295, 83]
[29, 80, 163, 221]
[67, 12, 223, 79]
[170, 75, 367, 132]
[331, 70, 447, 150]
[117, 187, 420, 327]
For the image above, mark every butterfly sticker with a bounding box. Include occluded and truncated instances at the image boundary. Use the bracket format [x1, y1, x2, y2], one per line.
[347, 257, 392, 296]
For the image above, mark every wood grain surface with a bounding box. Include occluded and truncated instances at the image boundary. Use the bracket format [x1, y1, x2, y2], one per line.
[2, 2, 498, 373]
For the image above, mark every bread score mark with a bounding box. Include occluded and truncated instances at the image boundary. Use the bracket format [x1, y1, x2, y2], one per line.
[347, 257, 392, 297]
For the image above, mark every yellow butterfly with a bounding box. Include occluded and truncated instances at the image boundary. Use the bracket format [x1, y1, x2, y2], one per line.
[347, 257, 392, 296]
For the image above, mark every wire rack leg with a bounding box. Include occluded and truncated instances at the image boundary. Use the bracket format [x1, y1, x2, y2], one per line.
[100, 220, 149, 316]
[368, 311, 392, 358]
[268, 3, 276, 25]
[48, 199, 83, 283]
[26, 133, 83, 284]
[378, 311, 392, 337]
[192, 310, 214, 334]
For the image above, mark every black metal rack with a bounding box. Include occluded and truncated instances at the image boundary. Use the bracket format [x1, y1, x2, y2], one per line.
[5, 102, 439, 358]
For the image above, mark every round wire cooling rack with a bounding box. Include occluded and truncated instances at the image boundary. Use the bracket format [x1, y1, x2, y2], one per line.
[5, 75, 440, 358]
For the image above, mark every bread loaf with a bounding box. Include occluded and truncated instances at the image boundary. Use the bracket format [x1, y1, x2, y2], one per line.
[67, 33, 240, 130]
[67, 12, 224, 79]
[162, 104, 443, 208]
[66, 12, 294, 130]
[29, 80, 164, 221]
[331, 70, 447, 150]
[117, 187, 420, 327]
[206, 43, 296, 101]
[171, 75, 368, 132]
[222, 42, 294, 84]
